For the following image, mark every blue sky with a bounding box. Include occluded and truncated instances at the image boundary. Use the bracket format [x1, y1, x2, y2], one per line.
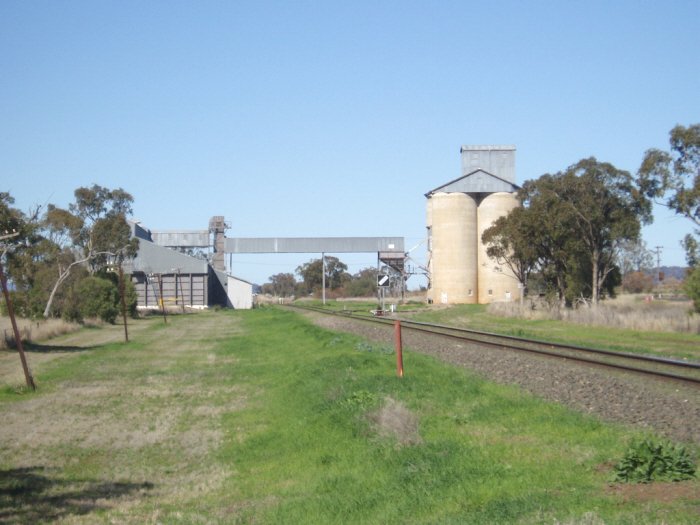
[2, 1, 699, 286]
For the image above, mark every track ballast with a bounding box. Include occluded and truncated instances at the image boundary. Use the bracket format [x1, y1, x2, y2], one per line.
[288, 304, 700, 388]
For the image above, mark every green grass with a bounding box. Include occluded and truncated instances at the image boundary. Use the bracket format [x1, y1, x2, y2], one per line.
[0, 308, 697, 523]
[217, 309, 698, 524]
[403, 303, 700, 361]
[303, 299, 699, 361]
[295, 297, 430, 314]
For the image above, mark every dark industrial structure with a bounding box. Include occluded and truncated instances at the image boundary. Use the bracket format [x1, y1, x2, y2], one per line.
[127, 221, 252, 310]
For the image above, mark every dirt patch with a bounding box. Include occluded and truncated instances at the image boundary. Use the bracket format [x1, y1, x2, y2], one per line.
[369, 396, 422, 446]
[607, 480, 700, 504]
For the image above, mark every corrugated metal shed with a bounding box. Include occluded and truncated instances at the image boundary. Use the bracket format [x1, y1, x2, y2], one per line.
[131, 272, 209, 308]
[225, 237, 405, 254]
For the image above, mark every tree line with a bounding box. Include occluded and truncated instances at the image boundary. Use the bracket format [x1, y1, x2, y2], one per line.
[265, 125, 699, 306]
[261, 257, 396, 299]
[266, 119, 699, 308]
[1, 184, 138, 323]
[2, 124, 698, 316]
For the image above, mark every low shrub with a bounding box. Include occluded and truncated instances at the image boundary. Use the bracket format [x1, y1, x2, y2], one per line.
[75, 276, 119, 324]
[685, 266, 700, 313]
[613, 438, 696, 483]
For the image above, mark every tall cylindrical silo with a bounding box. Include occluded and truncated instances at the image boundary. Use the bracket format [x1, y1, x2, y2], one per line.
[426, 197, 434, 302]
[428, 192, 478, 304]
[477, 192, 519, 303]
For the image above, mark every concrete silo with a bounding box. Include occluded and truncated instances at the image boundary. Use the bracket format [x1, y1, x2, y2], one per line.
[425, 145, 521, 305]
[477, 192, 520, 303]
[427, 192, 478, 304]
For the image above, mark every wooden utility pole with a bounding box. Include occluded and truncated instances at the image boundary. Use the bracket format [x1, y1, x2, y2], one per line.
[0, 232, 36, 391]
[117, 263, 129, 342]
[321, 253, 326, 306]
[157, 273, 167, 324]
[654, 246, 663, 288]
[394, 320, 404, 378]
[175, 269, 185, 313]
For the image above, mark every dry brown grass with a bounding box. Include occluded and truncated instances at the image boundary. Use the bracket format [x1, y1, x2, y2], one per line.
[0, 312, 248, 522]
[0, 316, 80, 350]
[488, 296, 700, 334]
[368, 396, 422, 446]
[0, 315, 156, 387]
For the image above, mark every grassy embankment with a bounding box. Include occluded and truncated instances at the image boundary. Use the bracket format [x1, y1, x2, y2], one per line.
[299, 299, 700, 361]
[406, 303, 700, 362]
[0, 308, 697, 523]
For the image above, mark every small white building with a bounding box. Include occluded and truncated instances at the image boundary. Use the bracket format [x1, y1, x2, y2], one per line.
[227, 275, 253, 309]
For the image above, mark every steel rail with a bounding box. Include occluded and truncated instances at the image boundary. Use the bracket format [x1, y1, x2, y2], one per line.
[391, 318, 700, 369]
[289, 304, 700, 387]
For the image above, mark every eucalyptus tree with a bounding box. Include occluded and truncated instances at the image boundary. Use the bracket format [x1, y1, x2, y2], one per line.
[296, 256, 349, 293]
[637, 123, 700, 310]
[556, 158, 651, 304]
[638, 123, 700, 235]
[267, 272, 297, 297]
[0, 192, 32, 287]
[0, 192, 46, 316]
[42, 185, 138, 318]
[483, 158, 650, 306]
[517, 173, 585, 305]
[685, 263, 700, 312]
[481, 206, 539, 304]
[617, 239, 654, 275]
[0, 192, 25, 236]
[345, 267, 379, 297]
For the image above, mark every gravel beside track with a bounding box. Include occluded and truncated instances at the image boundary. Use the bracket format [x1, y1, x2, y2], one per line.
[302, 311, 700, 445]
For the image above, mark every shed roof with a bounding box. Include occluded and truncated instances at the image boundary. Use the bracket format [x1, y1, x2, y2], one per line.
[425, 169, 520, 197]
[124, 239, 210, 274]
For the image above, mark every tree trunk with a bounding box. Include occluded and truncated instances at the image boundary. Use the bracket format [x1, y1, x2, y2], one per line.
[43, 251, 116, 318]
[43, 266, 72, 318]
[0, 261, 36, 390]
[591, 249, 600, 305]
[557, 275, 567, 309]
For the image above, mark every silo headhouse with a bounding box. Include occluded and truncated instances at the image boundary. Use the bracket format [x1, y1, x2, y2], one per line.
[426, 145, 520, 305]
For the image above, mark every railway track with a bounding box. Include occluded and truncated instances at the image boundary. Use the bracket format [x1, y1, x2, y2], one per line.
[289, 304, 700, 388]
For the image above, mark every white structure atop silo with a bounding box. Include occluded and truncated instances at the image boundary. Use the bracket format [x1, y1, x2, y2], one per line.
[426, 145, 520, 305]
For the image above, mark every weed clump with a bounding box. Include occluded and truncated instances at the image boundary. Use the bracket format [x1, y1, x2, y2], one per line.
[343, 390, 377, 410]
[613, 438, 696, 483]
[354, 342, 393, 354]
[368, 396, 422, 446]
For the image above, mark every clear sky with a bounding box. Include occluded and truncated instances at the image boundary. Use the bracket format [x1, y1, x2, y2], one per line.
[2, 1, 699, 287]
